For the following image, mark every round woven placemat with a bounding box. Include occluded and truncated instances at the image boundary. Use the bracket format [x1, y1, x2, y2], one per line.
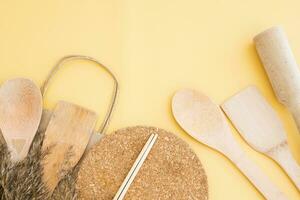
[76, 126, 208, 200]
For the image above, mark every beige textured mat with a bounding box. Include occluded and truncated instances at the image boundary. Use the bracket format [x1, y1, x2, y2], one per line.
[76, 126, 208, 200]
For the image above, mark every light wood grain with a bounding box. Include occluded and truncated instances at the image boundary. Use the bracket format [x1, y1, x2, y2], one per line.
[42, 101, 97, 193]
[39, 109, 102, 151]
[254, 26, 300, 133]
[172, 89, 288, 200]
[222, 86, 300, 190]
[113, 133, 158, 200]
[0, 78, 42, 162]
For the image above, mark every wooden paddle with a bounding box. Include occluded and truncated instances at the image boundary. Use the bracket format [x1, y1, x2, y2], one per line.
[40, 55, 119, 151]
[222, 86, 300, 190]
[42, 101, 97, 193]
[0, 78, 42, 162]
[172, 89, 287, 200]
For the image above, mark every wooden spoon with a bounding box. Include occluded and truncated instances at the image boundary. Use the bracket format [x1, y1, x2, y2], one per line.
[0, 78, 42, 162]
[222, 86, 300, 190]
[172, 89, 287, 200]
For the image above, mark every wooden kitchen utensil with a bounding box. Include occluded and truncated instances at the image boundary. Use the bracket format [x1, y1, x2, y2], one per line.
[222, 86, 300, 190]
[0, 78, 42, 162]
[113, 133, 158, 200]
[41, 101, 97, 193]
[41, 55, 118, 150]
[40, 55, 118, 193]
[254, 26, 300, 132]
[172, 89, 287, 200]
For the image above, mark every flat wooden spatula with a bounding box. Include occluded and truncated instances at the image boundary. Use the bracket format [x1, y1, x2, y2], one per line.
[0, 78, 42, 162]
[222, 86, 300, 190]
[172, 89, 287, 200]
[42, 101, 97, 193]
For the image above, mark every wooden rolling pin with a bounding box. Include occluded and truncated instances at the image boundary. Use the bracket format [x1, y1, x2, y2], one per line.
[254, 26, 300, 131]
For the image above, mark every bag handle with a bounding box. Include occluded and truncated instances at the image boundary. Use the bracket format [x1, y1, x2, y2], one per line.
[41, 55, 118, 134]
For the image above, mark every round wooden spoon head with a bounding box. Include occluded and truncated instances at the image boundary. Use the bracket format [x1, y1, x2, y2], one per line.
[0, 78, 42, 162]
[172, 89, 232, 152]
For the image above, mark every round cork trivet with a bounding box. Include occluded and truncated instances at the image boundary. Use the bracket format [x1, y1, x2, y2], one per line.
[76, 126, 208, 200]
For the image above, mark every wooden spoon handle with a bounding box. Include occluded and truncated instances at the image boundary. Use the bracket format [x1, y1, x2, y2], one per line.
[228, 151, 287, 199]
[254, 26, 300, 131]
[267, 142, 300, 190]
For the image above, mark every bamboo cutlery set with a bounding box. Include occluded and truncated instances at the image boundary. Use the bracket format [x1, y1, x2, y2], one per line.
[0, 25, 300, 199]
[172, 26, 300, 199]
[173, 87, 297, 200]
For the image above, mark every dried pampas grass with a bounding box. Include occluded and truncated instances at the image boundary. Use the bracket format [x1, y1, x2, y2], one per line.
[0, 130, 49, 200]
[0, 111, 78, 200]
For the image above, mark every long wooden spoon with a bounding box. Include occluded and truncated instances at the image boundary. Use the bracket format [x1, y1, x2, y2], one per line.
[172, 89, 287, 200]
[0, 78, 42, 162]
[222, 86, 300, 190]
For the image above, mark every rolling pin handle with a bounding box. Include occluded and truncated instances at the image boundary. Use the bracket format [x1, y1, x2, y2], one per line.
[254, 26, 300, 132]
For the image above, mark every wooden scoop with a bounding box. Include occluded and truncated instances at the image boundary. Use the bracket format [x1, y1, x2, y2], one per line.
[0, 78, 42, 162]
[222, 86, 300, 190]
[42, 101, 97, 193]
[172, 89, 287, 200]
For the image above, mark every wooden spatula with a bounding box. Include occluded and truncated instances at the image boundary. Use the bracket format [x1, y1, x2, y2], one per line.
[42, 101, 97, 193]
[0, 78, 42, 162]
[222, 86, 300, 190]
[172, 89, 287, 200]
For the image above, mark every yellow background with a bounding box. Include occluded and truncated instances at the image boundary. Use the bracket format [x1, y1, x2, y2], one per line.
[1, 0, 300, 199]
